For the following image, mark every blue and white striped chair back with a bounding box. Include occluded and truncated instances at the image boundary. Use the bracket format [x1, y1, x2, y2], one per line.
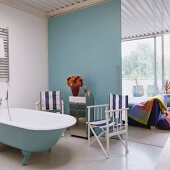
[109, 93, 128, 120]
[40, 91, 61, 111]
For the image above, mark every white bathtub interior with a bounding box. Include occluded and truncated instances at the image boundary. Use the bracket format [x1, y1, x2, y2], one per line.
[0, 108, 76, 130]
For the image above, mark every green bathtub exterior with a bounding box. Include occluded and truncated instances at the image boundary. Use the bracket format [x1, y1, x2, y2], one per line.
[0, 122, 64, 165]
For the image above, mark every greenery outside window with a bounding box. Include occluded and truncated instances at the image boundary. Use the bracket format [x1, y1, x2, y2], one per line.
[122, 37, 163, 98]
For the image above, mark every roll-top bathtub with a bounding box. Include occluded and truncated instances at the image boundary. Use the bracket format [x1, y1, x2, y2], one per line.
[0, 108, 76, 165]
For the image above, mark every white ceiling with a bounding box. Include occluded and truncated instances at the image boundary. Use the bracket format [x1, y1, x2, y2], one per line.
[122, 0, 170, 39]
[0, 0, 170, 39]
[0, 0, 107, 18]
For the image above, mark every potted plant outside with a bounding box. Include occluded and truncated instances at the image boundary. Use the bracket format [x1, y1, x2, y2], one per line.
[132, 72, 144, 97]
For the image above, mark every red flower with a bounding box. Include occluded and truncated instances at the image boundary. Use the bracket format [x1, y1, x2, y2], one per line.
[66, 75, 83, 87]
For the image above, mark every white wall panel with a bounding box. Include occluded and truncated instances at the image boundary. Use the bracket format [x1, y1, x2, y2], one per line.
[0, 3, 48, 109]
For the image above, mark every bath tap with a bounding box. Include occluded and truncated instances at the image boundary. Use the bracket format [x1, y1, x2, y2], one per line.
[0, 98, 2, 105]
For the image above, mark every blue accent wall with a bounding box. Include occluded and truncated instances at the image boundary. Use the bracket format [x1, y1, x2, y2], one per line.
[48, 0, 121, 113]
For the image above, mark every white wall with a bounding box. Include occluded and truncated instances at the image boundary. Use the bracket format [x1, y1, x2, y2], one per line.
[0, 3, 48, 109]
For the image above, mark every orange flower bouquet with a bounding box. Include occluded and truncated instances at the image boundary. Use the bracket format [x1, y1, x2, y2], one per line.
[66, 75, 83, 96]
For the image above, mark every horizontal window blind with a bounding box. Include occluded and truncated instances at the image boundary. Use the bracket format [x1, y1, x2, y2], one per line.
[0, 27, 9, 82]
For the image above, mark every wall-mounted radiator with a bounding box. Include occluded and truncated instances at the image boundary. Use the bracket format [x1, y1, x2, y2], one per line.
[0, 27, 9, 82]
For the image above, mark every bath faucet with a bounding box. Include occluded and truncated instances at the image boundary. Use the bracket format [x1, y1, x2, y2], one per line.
[0, 98, 2, 105]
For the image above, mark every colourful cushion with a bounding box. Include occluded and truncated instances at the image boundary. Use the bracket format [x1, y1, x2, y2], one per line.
[157, 115, 170, 130]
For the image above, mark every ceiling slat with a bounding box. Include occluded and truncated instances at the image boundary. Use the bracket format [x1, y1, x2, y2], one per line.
[24, 0, 53, 11]
[0, 0, 46, 17]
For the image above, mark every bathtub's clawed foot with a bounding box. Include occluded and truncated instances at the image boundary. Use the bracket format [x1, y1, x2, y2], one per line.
[21, 150, 31, 166]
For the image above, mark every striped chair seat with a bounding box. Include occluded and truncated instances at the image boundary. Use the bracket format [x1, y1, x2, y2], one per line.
[89, 120, 125, 130]
[89, 119, 113, 127]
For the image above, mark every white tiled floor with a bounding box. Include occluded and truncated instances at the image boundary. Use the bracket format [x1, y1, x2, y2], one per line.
[0, 132, 162, 170]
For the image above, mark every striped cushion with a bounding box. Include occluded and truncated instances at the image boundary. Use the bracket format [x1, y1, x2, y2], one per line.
[40, 91, 61, 111]
[109, 93, 128, 120]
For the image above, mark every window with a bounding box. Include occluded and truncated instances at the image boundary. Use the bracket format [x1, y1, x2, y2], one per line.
[122, 36, 163, 98]
[122, 38, 155, 97]
[164, 34, 170, 80]
[156, 36, 162, 93]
